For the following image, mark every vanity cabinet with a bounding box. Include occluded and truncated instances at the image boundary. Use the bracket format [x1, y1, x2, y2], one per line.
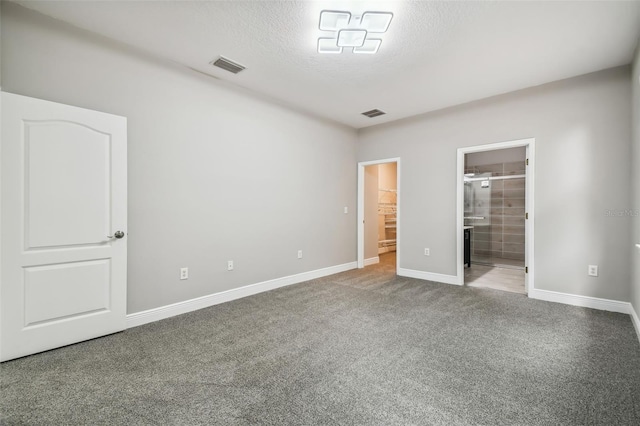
[464, 228, 471, 267]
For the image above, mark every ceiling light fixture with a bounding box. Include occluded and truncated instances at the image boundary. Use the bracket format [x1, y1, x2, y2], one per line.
[318, 38, 343, 54]
[337, 29, 367, 47]
[317, 10, 392, 54]
[319, 10, 351, 31]
[360, 12, 393, 33]
[353, 39, 382, 54]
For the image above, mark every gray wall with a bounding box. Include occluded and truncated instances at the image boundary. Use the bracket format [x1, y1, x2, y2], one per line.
[632, 41, 640, 316]
[1, 3, 358, 314]
[358, 66, 632, 302]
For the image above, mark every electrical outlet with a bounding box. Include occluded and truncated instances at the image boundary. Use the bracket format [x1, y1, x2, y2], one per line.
[588, 265, 598, 277]
[298, 250, 303, 259]
[180, 267, 188, 280]
[424, 248, 430, 256]
[344, 207, 348, 214]
[227, 260, 234, 271]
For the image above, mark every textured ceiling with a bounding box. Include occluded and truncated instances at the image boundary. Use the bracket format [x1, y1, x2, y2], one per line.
[14, 0, 640, 129]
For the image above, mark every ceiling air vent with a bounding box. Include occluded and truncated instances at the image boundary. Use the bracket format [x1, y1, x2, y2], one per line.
[362, 109, 386, 118]
[211, 56, 246, 74]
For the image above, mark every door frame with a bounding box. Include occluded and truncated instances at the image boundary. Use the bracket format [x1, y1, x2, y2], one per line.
[357, 157, 401, 270]
[456, 138, 535, 293]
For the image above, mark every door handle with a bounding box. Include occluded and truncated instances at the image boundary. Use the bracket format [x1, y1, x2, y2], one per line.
[108, 231, 125, 239]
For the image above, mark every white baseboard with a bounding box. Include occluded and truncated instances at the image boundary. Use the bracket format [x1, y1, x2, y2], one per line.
[364, 256, 380, 266]
[398, 268, 462, 286]
[126, 261, 357, 329]
[630, 303, 640, 344]
[528, 288, 631, 314]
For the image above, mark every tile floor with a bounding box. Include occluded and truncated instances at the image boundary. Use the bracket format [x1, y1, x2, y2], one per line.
[464, 263, 526, 294]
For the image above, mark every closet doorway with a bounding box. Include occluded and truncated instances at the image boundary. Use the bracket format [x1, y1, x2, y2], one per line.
[357, 158, 400, 272]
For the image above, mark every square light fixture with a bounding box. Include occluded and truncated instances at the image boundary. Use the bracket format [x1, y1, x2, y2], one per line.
[360, 12, 393, 33]
[319, 10, 351, 31]
[317, 9, 392, 54]
[353, 39, 382, 54]
[337, 29, 367, 47]
[318, 38, 342, 54]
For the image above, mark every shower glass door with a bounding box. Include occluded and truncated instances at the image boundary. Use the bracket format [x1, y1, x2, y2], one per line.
[464, 169, 526, 269]
[464, 173, 492, 265]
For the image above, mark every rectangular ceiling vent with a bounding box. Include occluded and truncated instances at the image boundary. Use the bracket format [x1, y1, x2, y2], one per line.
[211, 56, 246, 74]
[362, 109, 386, 118]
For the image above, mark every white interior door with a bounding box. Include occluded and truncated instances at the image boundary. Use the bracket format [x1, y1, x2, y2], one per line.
[1, 92, 127, 362]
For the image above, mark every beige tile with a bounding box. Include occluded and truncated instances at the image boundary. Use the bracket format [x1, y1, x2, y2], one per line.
[491, 198, 504, 207]
[504, 233, 525, 243]
[503, 216, 525, 226]
[504, 161, 526, 174]
[490, 234, 503, 243]
[464, 264, 525, 294]
[504, 188, 525, 198]
[503, 207, 525, 217]
[504, 179, 525, 189]
[503, 243, 525, 253]
[473, 232, 491, 242]
[474, 241, 490, 251]
[476, 164, 503, 174]
[503, 225, 525, 234]
[504, 198, 525, 208]
[502, 252, 525, 260]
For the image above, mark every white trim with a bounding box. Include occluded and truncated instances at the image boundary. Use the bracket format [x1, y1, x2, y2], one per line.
[126, 261, 357, 329]
[529, 288, 630, 314]
[456, 138, 535, 293]
[398, 268, 461, 286]
[630, 304, 640, 344]
[357, 158, 401, 271]
[364, 256, 380, 266]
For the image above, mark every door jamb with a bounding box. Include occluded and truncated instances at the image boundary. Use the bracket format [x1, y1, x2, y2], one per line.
[357, 158, 401, 270]
[456, 139, 535, 293]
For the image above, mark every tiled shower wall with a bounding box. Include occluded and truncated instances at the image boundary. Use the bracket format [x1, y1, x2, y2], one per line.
[465, 161, 526, 262]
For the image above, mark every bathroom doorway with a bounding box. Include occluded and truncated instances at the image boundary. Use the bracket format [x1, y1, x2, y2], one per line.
[457, 139, 535, 294]
[357, 158, 400, 272]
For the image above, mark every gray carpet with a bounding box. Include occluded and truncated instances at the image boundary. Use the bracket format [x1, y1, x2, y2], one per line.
[2, 253, 640, 425]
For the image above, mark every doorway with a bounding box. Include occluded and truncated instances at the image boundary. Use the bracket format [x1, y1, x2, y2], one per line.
[457, 139, 535, 294]
[357, 158, 400, 272]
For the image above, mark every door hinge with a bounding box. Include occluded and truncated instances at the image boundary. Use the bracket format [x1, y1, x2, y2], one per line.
[525, 266, 528, 273]
[526, 158, 529, 166]
[525, 212, 528, 219]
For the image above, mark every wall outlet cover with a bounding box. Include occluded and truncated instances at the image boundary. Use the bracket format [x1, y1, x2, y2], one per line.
[424, 248, 430, 256]
[588, 265, 598, 277]
[180, 267, 188, 280]
[227, 261, 234, 271]
[298, 250, 303, 259]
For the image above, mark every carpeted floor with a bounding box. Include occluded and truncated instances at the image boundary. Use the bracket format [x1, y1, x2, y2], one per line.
[2, 253, 640, 425]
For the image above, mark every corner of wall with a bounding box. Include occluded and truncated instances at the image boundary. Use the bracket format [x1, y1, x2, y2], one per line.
[632, 37, 640, 339]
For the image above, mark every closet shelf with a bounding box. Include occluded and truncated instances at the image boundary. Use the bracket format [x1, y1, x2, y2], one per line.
[378, 188, 397, 252]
